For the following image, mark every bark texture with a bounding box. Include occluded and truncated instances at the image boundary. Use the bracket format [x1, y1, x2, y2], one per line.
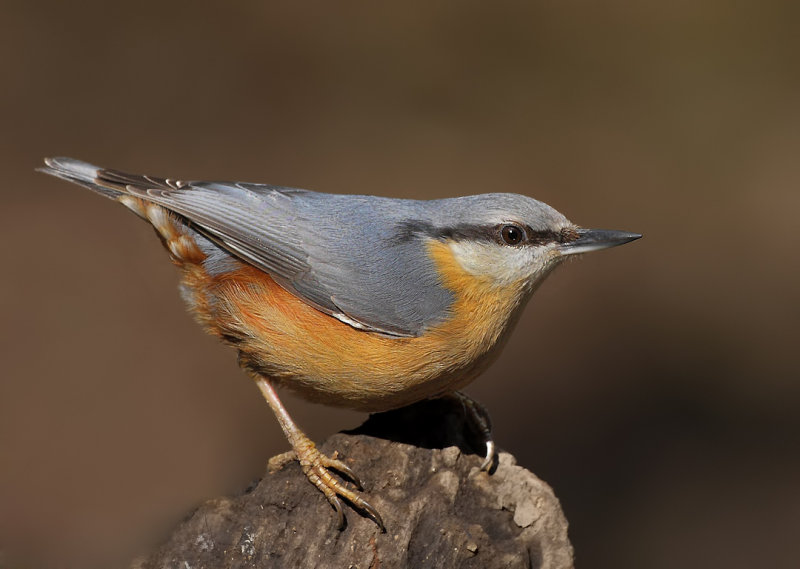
[132, 398, 574, 569]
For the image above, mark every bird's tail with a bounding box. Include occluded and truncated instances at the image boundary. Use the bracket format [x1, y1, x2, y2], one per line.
[38, 156, 209, 267]
[37, 157, 125, 199]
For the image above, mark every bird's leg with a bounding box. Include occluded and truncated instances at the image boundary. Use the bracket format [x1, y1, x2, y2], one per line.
[252, 376, 385, 531]
[448, 391, 496, 471]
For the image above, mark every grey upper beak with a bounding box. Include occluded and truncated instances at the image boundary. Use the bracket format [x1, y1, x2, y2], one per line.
[560, 228, 642, 255]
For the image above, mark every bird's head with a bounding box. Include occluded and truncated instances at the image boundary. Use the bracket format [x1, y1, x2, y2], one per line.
[423, 193, 641, 293]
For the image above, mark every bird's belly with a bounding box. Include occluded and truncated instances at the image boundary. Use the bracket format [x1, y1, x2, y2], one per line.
[181, 263, 521, 412]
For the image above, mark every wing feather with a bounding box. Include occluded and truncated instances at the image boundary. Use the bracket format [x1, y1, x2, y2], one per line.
[93, 168, 451, 336]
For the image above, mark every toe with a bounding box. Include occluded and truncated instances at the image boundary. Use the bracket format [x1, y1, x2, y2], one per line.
[321, 456, 364, 490]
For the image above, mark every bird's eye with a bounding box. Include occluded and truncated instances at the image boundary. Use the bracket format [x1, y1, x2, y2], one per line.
[500, 224, 525, 246]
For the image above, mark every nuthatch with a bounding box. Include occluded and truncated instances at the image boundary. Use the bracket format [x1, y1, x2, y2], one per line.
[40, 157, 640, 531]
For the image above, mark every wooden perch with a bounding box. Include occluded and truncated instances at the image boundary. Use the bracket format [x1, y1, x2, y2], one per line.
[132, 398, 574, 568]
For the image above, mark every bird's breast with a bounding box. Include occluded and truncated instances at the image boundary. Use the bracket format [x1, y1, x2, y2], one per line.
[182, 238, 528, 412]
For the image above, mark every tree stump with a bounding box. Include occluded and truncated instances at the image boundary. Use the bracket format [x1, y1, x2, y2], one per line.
[132, 398, 574, 569]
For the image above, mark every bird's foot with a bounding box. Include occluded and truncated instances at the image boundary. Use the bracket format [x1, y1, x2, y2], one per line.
[253, 375, 385, 532]
[449, 391, 496, 471]
[293, 435, 385, 532]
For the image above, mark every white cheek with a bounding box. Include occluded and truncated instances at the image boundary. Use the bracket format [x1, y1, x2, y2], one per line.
[448, 241, 558, 286]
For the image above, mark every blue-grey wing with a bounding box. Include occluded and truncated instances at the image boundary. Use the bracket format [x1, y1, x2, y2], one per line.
[106, 172, 453, 337]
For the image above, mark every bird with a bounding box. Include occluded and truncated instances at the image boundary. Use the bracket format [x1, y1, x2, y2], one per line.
[39, 157, 641, 531]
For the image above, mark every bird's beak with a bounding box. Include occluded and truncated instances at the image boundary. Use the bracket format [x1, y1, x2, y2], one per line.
[559, 228, 642, 255]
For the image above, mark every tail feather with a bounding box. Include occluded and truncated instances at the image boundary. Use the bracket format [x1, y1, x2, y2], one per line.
[39, 156, 208, 265]
[37, 157, 126, 199]
[39, 156, 185, 199]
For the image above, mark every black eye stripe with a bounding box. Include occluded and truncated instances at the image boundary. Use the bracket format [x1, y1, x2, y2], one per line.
[393, 221, 579, 246]
[392, 221, 496, 243]
[526, 229, 560, 245]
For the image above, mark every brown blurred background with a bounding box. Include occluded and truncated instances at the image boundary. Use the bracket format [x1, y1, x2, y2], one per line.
[1, 1, 798, 567]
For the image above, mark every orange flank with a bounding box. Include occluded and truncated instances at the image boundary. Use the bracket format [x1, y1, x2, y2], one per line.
[174, 229, 529, 412]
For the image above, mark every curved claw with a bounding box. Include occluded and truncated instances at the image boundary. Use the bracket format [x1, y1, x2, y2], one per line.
[319, 472, 385, 532]
[357, 498, 386, 533]
[324, 457, 364, 490]
[480, 439, 496, 471]
[330, 495, 346, 530]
